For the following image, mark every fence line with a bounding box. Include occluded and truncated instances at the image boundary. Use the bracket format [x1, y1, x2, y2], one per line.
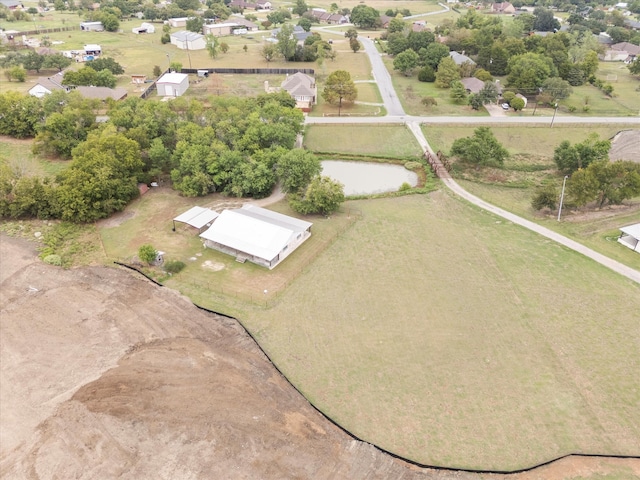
[14, 25, 80, 36]
[180, 67, 315, 75]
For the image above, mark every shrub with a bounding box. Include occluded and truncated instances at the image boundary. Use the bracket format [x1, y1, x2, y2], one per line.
[399, 182, 412, 191]
[164, 260, 186, 274]
[418, 65, 435, 82]
[404, 161, 422, 171]
[502, 91, 516, 103]
[43, 254, 62, 266]
[421, 96, 438, 108]
[531, 182, 558, 211]
[138, 244, 157, 264]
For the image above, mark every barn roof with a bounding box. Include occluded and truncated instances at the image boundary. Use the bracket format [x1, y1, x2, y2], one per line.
[199, 205, 312, 262]
[174, 206, 219, 230]
[620, 223, 640, 240]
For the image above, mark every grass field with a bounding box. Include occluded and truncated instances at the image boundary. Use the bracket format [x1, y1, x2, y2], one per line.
[304, 124, 422, 157]
[239, 191, 640, 470]
[421, 125, 640, 271]
[0, 136, 68, 177]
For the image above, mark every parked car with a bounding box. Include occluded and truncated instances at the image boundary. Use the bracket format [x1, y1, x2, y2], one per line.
[501, 103, 510, 110]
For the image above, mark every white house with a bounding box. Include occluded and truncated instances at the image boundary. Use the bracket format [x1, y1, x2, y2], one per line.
[170, 30, 206, 50]
[156, 72, 189, 97]
[28, 72, 70, 98]
[199, 205, 312, 269]
[84, 44, 102, 56]
[280, 72, 317, 112]
[618, 223, 640, 253]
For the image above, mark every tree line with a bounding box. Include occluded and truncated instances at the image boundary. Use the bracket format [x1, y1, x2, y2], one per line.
[0, 91, 344, 222]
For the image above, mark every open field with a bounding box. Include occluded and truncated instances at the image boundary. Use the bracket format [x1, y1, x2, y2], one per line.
[304, 124, 422, 157]
[0, 135, 68, 177]
[240, 191, 640, 470]
[422, 125, 640, 270]
[422, 125, 625, 157]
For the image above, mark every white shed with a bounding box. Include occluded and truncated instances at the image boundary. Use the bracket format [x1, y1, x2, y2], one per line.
[618, 223, 640, 253]
[80, 21, 104, 31]
[157, 72, 189, 97]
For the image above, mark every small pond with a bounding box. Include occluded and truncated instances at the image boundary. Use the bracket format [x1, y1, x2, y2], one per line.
[321, 160, 418, 196]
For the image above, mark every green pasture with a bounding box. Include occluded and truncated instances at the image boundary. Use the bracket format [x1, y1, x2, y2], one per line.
[240, 192, 640, 470]
[422, 125, 625, 157]
[304, 124, 422, 157]
[422, 125, 640, 270]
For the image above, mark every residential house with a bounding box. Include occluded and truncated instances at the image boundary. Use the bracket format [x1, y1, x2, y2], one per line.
[256, 0, 271, 9]
[156, 72, 190, 97]
[461, 77, 485, 94]
[379, 15, 392, 28]
[80, 21, 104, 31]
[170, 30, 206, 50]
[412, 20, 429, 32]
[28, 72, 70, 98]
[229, 0, 258, 10]
[75, 86, 128, 101]
[271, 25, 312, 44]
[602, 42, 640, 62]
[281, 72, 317, 112]
[490, 2, 515, 14]
[0, 0, 21, 9]
[309, 9, 348, 24]
[199, 205, 313, 269]
[625, 19, 640, 30]
[449, 51, 476, 65]
[230, 16, 259, 30]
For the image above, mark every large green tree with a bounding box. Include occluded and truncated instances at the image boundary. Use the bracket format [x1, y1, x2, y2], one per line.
[434, 56, 460, 88]
[450, 127, 509, 167]
[568, 161, 640, 208]
[350, 4, 380, 29]
[56, 128, 143, 222]
[506, 52, 555, 94]
[322, 70, 357, 115]
[393, 49, 419, 76]
[0, 92, 43, 138]
[276, 24, 297, 61]
[553, 134, 610, 175]
[541, 77, 573, 102]
[289, 175, 345, 215]
[276, 149, 321, 193]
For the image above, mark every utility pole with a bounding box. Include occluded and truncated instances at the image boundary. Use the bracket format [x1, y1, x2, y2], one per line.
[557, 175, 568, 221]
[550, 102, 558, 127]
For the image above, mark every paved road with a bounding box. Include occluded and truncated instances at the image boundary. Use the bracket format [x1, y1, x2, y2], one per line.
[360, 37, 406, 116]
[306, 115, 640, 124]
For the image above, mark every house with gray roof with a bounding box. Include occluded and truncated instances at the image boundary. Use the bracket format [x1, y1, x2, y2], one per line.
[281, 72, 317, 112]
[28, 72, 70, 98]
[449, 51, 476, 65]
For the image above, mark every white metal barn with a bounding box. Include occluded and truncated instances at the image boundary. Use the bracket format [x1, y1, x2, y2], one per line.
[156, 72, 189, 97]
[199, 205, 312, 269]
[173, 206, 219, 233]
[618, 223, 640, 253]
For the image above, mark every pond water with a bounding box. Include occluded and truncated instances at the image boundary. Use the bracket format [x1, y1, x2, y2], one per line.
[321, 160, 418, 196]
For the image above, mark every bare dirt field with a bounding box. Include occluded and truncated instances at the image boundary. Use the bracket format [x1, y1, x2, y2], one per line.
[1, 234, 638, 479]
[610, 129, 640, 162]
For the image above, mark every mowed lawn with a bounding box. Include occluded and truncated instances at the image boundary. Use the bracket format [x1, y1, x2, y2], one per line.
[241, 191, 640, 470]
[304, 124, 422, 157]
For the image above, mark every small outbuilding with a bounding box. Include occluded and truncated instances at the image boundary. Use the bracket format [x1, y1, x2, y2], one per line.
[156, 72, 189, 97]
[618, 223, 640, 253]
[84, 44, 102, 56]
[132, 22, 155, 34]
[80, 21, 104, 31]
[173, 206, 219, 233]
[170, 30, 206, 50]
[199, 205, 312, 269]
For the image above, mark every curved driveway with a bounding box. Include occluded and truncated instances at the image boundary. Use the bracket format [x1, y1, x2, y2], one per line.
[306, 37, 640, 284]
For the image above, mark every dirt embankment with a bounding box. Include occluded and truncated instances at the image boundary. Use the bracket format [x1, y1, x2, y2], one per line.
[1, 235, 638, 479]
